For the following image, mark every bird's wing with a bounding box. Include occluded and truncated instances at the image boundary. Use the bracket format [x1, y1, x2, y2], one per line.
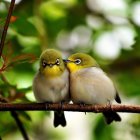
[115, 91, 121, 104]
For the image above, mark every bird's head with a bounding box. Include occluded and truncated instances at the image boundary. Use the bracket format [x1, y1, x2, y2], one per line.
[39, 49, 65, 77]
[65, 53, 99, 73]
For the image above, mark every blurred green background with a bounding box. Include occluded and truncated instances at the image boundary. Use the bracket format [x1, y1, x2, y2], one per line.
[0, 0, 140, 140]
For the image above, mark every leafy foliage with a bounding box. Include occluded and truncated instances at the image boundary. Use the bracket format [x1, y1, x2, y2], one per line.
[0, 0, 140, 140]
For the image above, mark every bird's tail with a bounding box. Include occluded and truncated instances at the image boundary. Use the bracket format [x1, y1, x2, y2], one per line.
[103, 111, 121, 124]
[54, 111, 66, 127]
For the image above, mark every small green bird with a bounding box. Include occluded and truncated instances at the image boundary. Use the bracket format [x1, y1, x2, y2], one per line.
[66, 53, 121, 124]
[33, 49, 69, 127]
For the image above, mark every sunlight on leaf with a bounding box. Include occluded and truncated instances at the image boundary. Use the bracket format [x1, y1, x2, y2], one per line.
[39, 1, 66, 20]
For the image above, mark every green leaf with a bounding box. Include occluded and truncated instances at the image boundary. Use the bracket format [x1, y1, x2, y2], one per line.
[92, 117, 114, 140]
[116, 71, 140, 97]
[39, 1, 66, 20]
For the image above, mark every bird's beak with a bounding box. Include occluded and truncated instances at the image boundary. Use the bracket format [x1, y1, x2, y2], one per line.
[63, 59, 71, 63]
[49, 64, 53, 67]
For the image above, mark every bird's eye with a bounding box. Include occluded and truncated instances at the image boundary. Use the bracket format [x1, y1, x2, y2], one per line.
[55, 58, 60, 65]
[42, 60, 47, 67]
[75, 59, 81, 64]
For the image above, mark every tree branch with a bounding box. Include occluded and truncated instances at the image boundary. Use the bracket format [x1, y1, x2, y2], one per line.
[0, 103, 140, 113]
[0, 0, 15, 57]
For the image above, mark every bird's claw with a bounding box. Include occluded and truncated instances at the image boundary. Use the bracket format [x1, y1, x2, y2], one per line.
[59, 101, 65, 110]
[79, 102, 87, 115]
[45, 102, 52, 110]
[106, 100, 112, 111]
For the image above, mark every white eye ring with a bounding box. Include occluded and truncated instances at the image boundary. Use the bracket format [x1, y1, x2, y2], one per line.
[75, 59, 81, 64]
[42, 60, 47, 67]
[56, 58, 60, 65]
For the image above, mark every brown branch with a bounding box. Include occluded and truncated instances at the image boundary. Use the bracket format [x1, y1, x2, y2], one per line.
[0, 103, 140, 113]
[0, 0, 15, 57]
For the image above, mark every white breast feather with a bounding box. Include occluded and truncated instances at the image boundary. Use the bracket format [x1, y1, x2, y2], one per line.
[33, 69, 69, 103]
[70, 67, 116, 104]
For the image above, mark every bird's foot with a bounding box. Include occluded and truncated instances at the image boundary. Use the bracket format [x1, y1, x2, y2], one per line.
[45, 101, 52, 110]
[59, 101, 65, 110]
[78, 102, 87, 115]
[106, 100, 112, 111]
[78, 102, 86, 107]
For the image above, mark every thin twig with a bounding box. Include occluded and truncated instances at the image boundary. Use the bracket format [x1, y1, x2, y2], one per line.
[0, 103, 140, 113]
[11, 111, 29, 140]
[0, 0, 15, 57]
[0, 96, 29, 140]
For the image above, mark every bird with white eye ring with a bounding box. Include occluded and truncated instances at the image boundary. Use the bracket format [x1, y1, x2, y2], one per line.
[66, 53, 121, 124]
[33, 49, 69, 127]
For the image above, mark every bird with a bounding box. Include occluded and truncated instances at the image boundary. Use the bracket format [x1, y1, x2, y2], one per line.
[33, 49, 69, 127]
[65, 53, 121, 124]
